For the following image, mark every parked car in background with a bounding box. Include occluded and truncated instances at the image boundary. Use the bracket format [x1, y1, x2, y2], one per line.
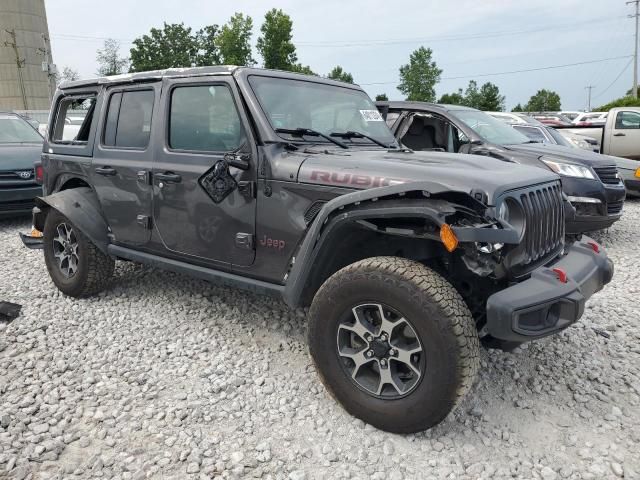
[530, 113, 573, 126]
[487, 112, 600, 152]
[377, 102, 626, 233]
[572, 112, 607, 126]
[0, 112, 43, 216]
[561, 107, 640, 159]
[560, 111, 584, 122]
[614, 156, 640, 197]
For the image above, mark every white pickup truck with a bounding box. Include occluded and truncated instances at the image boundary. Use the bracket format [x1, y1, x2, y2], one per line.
[563, 107, 640, 160]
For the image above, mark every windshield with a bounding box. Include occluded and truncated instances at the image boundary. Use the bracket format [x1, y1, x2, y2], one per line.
[0, 115, 43, 143]
[455, 110, 530, 145]
[248, 75, 396, 147]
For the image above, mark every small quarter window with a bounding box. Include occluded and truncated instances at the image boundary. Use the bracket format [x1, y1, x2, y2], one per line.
[103, 90, 154, 149]
[169, 85, 246, 152]
[51, 95, 96, 144]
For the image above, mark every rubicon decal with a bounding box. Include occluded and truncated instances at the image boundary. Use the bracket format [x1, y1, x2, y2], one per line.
[307, 171, 407, 188]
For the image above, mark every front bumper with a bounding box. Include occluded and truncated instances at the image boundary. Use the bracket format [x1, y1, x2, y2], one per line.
[486, 236, 613, 342]
[0, 185, 42, 216]
[561, 177, 625, 233]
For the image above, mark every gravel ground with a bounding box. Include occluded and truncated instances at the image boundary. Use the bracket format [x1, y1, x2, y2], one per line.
[1, 200, 639, 480]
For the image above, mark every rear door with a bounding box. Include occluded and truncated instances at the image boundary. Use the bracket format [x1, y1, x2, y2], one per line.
[608, 110, 640, 159]
[91, 83, 160, 245]
[151, 76, 257, 267]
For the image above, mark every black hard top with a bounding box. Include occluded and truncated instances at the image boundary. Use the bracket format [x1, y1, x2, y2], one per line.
[60, 66, 361, 90]
[376, 101, 475, 113]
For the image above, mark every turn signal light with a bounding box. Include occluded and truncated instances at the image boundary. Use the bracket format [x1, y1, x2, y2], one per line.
[30, 228, 43, 238]
[635, 167, 640, 178]
[35, 165, 44, 184]
[440, 224, 458, 252]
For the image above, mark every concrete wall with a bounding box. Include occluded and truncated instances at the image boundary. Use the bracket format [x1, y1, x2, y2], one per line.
[0, 0, 54, 110]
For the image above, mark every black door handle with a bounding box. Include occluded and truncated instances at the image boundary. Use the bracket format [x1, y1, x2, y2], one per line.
[155, 172, 182, 183]
[95, 166, 117, 176]
[614, 133, 626, 137]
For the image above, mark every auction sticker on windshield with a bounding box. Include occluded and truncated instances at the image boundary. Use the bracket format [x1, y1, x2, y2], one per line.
[360, 110, 384, 122]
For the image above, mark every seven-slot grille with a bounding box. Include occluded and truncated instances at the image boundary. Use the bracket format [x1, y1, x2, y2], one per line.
[593, 166, 620, 185]
[518, 183, 565, 265]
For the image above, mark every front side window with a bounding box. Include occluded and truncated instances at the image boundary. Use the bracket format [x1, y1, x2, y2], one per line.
[0, 114, 42, 143]
[249, 75, 396, 147]
[103, 90, 154, 149]
[169, 85, 246, 152]
[51, 95, 96, 144]
[615, 111, 640, 129]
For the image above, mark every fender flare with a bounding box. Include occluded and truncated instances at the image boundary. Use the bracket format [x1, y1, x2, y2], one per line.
[281, 181, 519, 308]
[34, 187, 110, 255]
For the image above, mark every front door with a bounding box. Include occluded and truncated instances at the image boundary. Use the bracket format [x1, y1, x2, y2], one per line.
[92, 83, 160, 245]
[608, 110, 640, 159]
[152, 76, 257, 267]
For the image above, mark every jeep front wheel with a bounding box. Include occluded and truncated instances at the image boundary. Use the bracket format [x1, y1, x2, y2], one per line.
[307, 257, 479, 433]
[43, 209, 114, 297]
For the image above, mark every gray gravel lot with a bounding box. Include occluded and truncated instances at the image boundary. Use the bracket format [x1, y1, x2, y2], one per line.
[1, 200, 639, 480]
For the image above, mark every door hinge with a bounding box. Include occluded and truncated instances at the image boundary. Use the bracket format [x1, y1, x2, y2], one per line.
[136, 215, 152, 229]
[235, 232, 254, 250]
[237, 181, 256, 199]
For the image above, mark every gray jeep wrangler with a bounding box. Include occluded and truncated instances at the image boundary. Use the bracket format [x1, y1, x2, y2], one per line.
[24, 67, 613, 433]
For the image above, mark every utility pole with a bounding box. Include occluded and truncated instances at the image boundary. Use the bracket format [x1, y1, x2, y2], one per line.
[585, 85, 595, 111]
[38, 33, 56, 101]
[3, 29, 28, 110]
[628, 0, 640, 98]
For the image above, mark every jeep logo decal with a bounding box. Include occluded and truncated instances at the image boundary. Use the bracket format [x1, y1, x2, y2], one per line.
[260, 235, 285, 250]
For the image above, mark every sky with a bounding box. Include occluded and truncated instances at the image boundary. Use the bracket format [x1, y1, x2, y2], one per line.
[46, 0, 636, 111]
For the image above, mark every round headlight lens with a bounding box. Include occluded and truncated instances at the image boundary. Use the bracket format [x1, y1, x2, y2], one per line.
[498, 198, 525, 239]
[498, 201, 510, 222]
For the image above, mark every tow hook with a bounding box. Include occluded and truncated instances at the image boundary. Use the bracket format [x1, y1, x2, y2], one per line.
[19, 227, 44, 250]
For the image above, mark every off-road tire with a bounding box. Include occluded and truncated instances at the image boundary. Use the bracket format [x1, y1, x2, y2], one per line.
[43, 209, 114, 297]
[308, 256, 480, 433]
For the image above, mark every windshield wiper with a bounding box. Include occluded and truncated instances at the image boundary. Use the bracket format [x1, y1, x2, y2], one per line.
[275, 128, 348, 149]
[331, 130, 395, 149]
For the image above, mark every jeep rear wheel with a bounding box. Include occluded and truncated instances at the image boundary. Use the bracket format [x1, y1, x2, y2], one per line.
[307, 257, 479, 433]
[43, 209, 114, 297]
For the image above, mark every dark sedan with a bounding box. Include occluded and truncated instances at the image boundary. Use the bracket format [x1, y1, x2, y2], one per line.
[0, 112, 43, 216]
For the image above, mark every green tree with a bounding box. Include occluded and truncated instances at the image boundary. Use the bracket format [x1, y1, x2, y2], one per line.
[195, 25, 221, 66]
[476, 82, 505, 111]
[291, 64, 316, 75]
[96, 39, 128, 76]
[525, 89, 561, 112]
[463, 80, 481, 108]
[130, 23, 202, 71]
[327, 66, 354, 83]
[218, 13, 255, 66]
[438, 88, 465, 105]
[256, 9, 297, 70]
[397, 47, 442, 102]
[595, 95, 640, 111]
[512, 103, 524, 112]
[375, 93, 389, 101]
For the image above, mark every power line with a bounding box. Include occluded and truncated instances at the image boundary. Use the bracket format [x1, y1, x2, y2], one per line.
[592, 57, 634, 100]
[360, 55, 634, 86]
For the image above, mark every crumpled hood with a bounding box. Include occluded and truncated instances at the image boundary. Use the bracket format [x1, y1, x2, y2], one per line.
[505, 143, 616, 168]
[298, 149, 559, 203]
[0, 142, 42, 171]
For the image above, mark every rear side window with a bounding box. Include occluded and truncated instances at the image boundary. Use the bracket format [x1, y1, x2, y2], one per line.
[169, 85, 246, 152]
[103, 90, 154, 148]
[513, 125, 548, 143]
[51, 95, 96, 144]
[615, 111, 640, 129]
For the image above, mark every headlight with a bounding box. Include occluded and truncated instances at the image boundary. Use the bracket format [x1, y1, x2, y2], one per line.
[568, 137, 590, 150]
[496, 198, 525, 239]
[541, 159, 596, 179]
